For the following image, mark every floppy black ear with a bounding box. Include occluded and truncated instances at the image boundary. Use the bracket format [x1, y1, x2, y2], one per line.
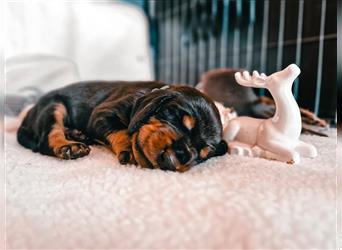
[128, 90, 180, 135]
[213, 140, 228, 156]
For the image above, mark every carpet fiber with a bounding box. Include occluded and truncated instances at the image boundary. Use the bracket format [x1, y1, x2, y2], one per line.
[5, 130, 337, 249]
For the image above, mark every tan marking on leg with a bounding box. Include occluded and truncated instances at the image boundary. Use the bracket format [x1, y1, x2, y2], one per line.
[48, 124, 74, 150]
[48, 104, 89, 159]
[107, 129, 135, 164]
[106, 130, 131, 155]
[48, 104, 75, 151]
[300, 108, 328, 127]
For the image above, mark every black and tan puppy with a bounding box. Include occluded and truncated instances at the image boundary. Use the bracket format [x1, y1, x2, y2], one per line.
[17, 81, 227, 172]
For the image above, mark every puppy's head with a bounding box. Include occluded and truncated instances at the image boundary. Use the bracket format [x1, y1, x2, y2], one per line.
[128, 85, 227, 172]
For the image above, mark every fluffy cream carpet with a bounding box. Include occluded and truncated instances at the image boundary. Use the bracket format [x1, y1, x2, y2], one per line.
[5, 130, 337, 249]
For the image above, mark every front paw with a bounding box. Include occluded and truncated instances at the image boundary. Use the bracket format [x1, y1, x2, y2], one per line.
[55, 142, 90, 160]
[118, 150, 137, 165]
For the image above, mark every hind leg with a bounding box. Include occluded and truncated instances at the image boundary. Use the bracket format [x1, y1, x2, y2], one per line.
[106, 130, 136, 165]
[47, 103, 90, 159]
[18, 102, 90, 159]
[23, 102, 90, 159]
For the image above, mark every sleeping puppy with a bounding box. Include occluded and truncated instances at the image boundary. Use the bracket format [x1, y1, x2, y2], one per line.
[17, 81, 228, 172]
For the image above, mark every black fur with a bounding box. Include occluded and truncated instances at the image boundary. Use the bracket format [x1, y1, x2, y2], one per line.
[17, 81, 227, 171]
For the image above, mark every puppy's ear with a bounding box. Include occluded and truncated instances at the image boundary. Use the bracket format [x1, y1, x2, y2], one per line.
[128, 91, 179, 135]
[213, 140, 228, 156]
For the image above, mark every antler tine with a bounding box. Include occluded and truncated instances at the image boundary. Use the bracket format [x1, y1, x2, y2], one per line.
[252, 70, 267, 78]
[253, 70, 268, 80]
[243, 71, 251, 81]
[235, 72, 251, 86]
[235, 70, 267, 88]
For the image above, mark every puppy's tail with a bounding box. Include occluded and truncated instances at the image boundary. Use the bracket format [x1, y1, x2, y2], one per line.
[5, 104, 34, 133]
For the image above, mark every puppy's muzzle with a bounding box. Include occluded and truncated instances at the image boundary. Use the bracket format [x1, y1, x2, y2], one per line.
[157, 141, 198, 172]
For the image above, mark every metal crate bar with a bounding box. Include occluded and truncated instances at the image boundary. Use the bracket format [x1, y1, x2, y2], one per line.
[293, 0, 304, 99]
[276, 0, 286, 71]
[246, 0, 255, 70]
[259, 0, 269, 96]
[314, 0, 326, 115]
[145, 0, 336, 120]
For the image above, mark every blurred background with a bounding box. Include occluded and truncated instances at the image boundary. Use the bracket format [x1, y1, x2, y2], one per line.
[5, 0, 337, 123]
[134, 0, 337, 122]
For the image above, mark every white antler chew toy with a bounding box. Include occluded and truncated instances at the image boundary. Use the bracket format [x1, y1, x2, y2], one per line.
[223, 64, 317, 164]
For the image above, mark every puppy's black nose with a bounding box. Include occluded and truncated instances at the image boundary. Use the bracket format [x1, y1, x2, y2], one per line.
[157, 151, 176, 171]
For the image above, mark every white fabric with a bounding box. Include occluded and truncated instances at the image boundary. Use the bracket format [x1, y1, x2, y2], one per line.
[5, 131, 336, 249]
[6, 54, 80, 95]
[5, 1, 153, 93]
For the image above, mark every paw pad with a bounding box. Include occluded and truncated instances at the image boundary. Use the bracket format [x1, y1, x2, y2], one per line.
[56, 143, 90, 160]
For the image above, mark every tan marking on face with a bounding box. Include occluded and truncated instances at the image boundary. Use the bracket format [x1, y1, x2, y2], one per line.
[183, 115, 195, 130]
[48, 104, 77, 154]
[107, 130, 131, 155]
[137, 118, 179, 167]
[132, 118, 194, 172]
[200, 146, 210, 159]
